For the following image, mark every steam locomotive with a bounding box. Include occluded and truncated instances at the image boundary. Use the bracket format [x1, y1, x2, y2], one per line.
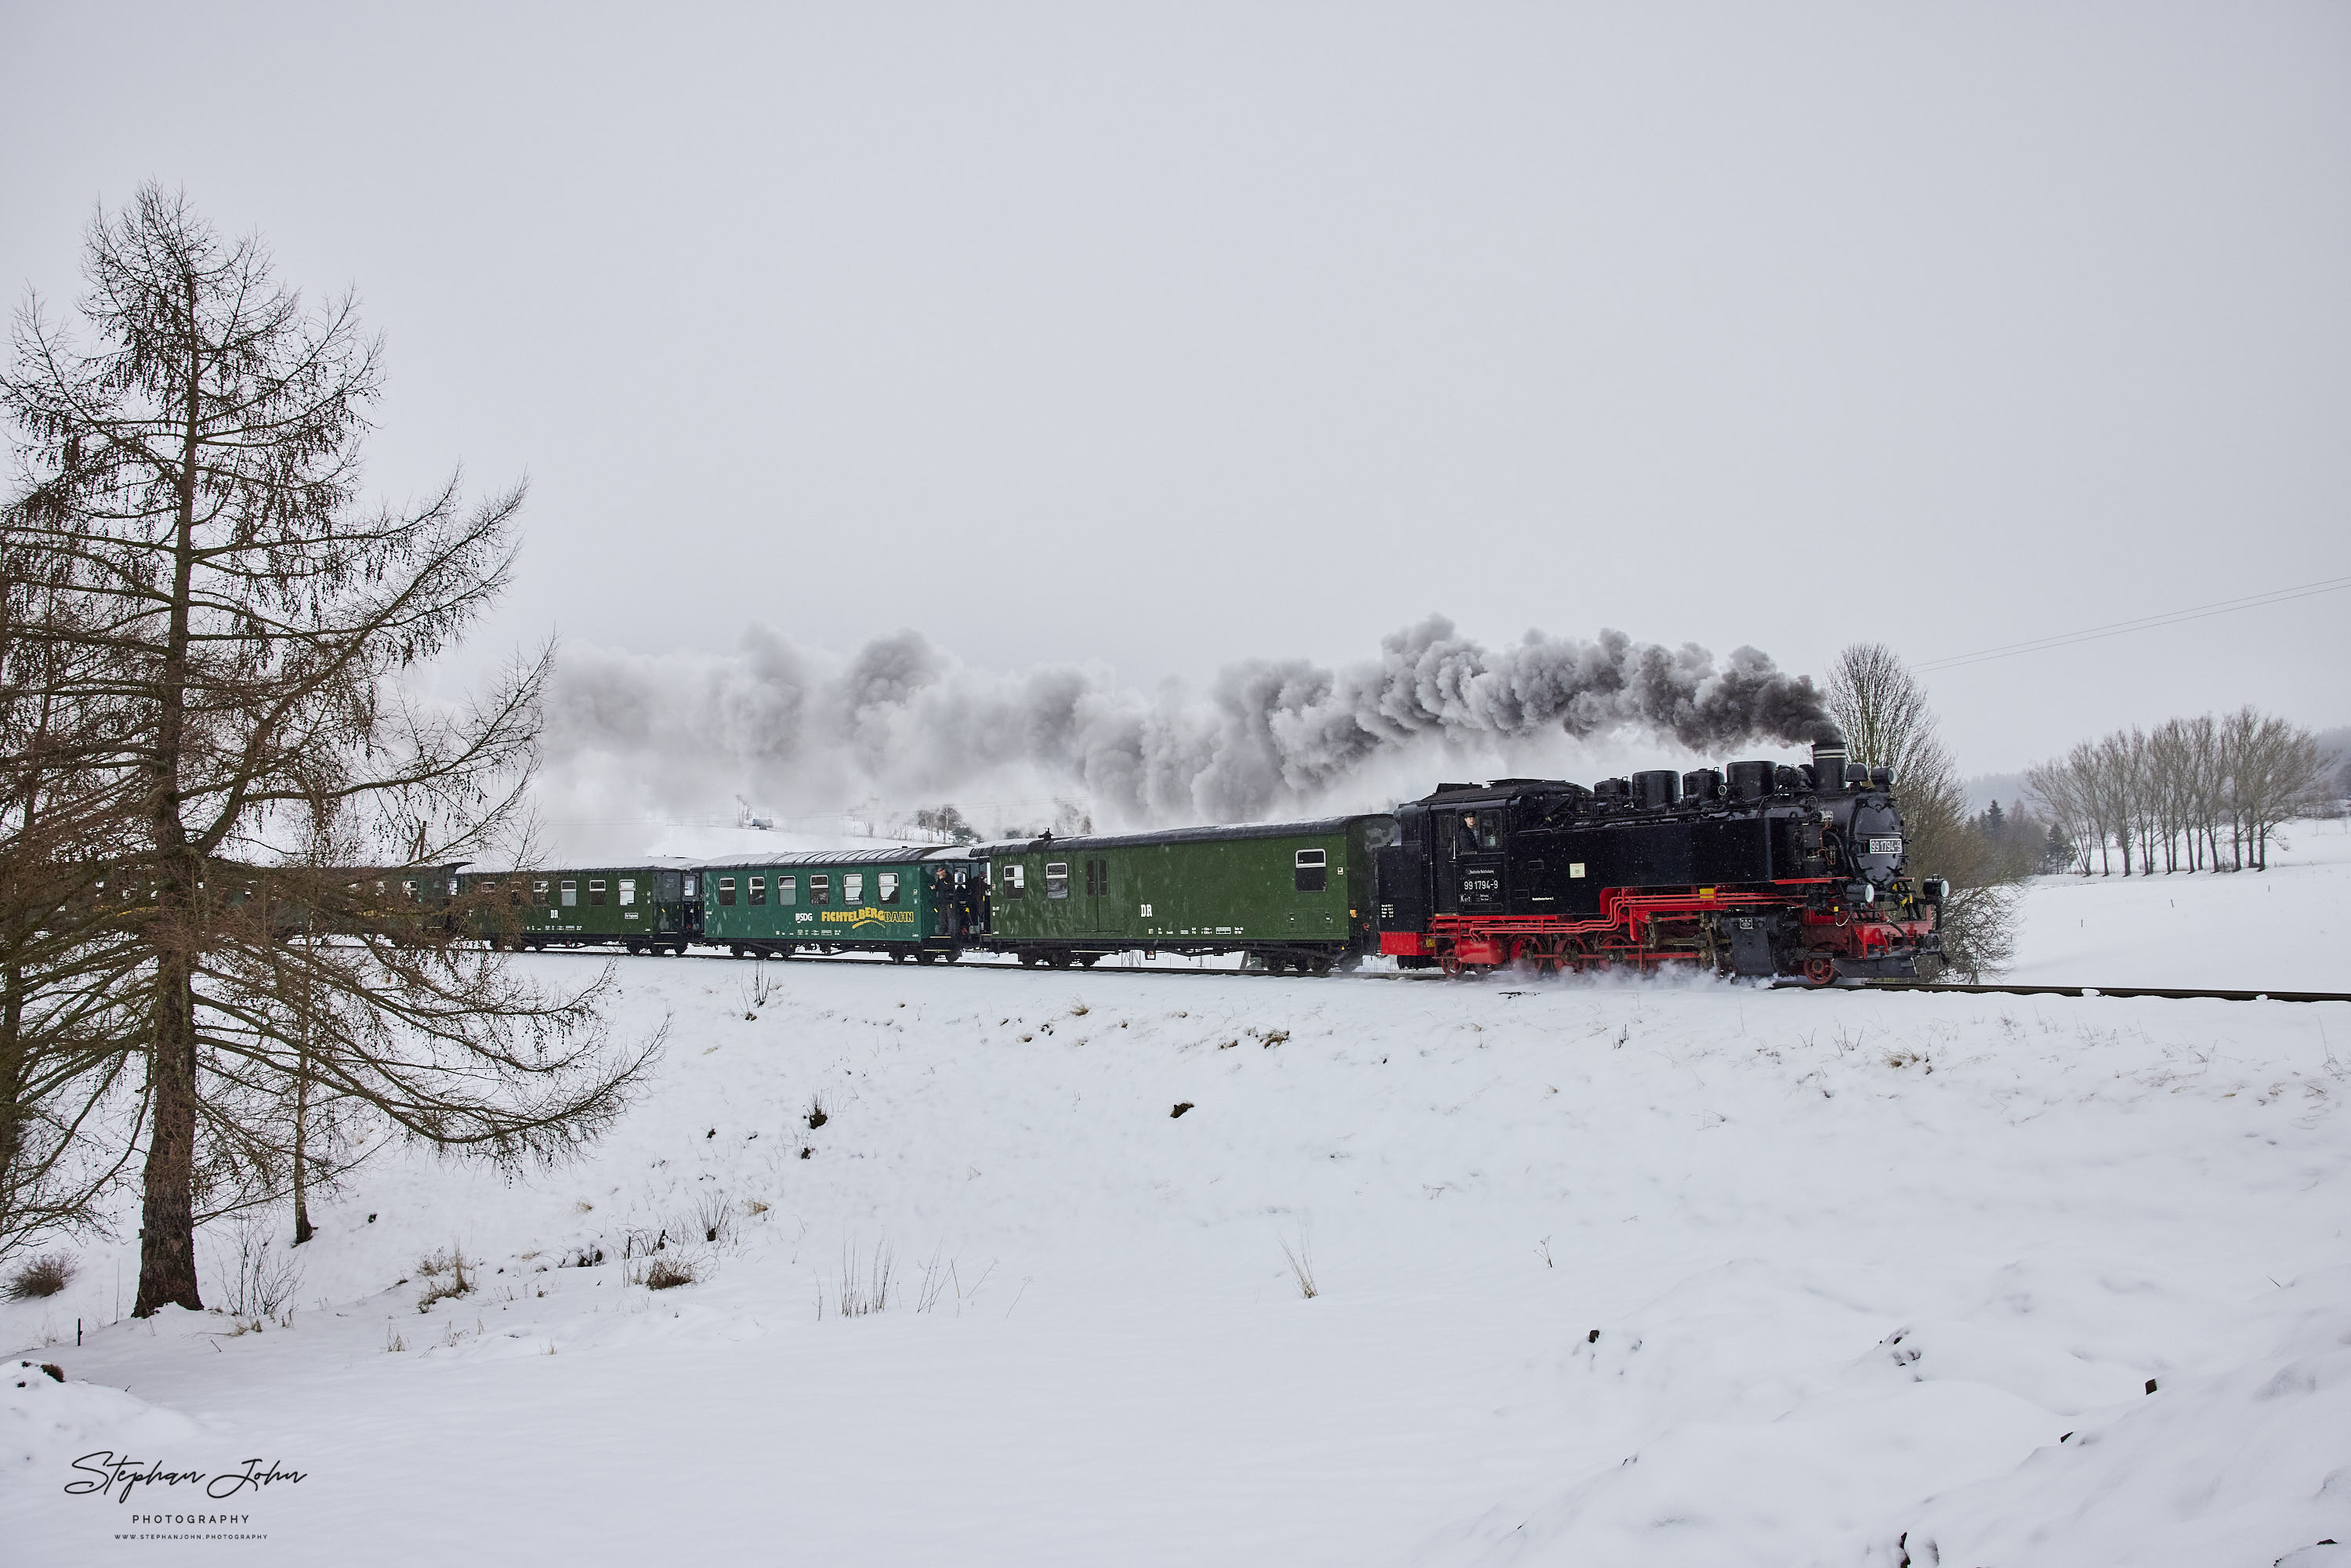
[1371, 734, 1943, 983]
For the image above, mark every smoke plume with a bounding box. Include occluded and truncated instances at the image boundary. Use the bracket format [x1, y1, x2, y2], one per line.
[540, 614, 1829, 831]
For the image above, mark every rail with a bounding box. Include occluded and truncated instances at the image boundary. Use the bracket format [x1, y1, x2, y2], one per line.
[513, 944, 2351, 1002]
[1773, 980, 2351, 1005]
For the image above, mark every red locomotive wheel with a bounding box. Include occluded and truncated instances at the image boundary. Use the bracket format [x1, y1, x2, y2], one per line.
[1802, 954, 1837, 987]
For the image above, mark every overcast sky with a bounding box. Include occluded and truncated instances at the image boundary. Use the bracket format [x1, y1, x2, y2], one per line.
[4, 1, 2346, 784]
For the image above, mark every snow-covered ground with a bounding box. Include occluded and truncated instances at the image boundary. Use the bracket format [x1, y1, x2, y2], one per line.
[2003, 815, 2351, 991]
[6, 829, 2349, 1565]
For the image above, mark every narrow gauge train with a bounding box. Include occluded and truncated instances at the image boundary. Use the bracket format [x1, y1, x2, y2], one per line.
[1372, 736, 1943, 983]
[451, 732, 1940, 984]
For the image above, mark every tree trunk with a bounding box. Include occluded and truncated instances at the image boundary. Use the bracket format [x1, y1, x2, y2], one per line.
[133, 944, 202, 1313]
[0, 956, 26, 1240]
[291, 937, 313, 1246]
[134, 327, 205, 1315]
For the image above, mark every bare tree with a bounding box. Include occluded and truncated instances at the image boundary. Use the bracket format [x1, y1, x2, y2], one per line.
[2224, 707, 2326, 870]
[1826, 643, 2018, 979]
[0, 514, 154, 1262]
[2025, 744, 2097, 876]
[1, 186, 655, 1313]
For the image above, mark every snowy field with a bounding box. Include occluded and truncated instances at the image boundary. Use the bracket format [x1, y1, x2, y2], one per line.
[2003, 815, 2351, 991]
[6, 828, 2349, 1565]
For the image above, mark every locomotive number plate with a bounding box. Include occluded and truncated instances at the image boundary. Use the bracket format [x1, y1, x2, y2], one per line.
[1868, 837, 1901, 856]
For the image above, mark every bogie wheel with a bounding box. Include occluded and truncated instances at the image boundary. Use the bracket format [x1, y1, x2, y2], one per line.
[914, 949, 935, 964]
[730, 944, 748, 959]
[1078, 954, 1099, 968]
[1047, 950, 1073, 969]
[1801, 954, 1837, 988]
[1308, 958, 1333, 978]
[626, 941, 644, 955]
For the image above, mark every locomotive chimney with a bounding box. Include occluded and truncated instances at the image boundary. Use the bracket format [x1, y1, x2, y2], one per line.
[1810, 731, 1849, 790]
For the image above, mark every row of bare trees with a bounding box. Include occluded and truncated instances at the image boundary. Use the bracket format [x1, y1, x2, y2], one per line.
[1, 186, 654, 1309]
[2025, 709, 2331, 877]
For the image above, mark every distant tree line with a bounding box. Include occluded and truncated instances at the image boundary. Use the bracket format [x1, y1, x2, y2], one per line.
[2024, 709, 2331, 876]
[1965, 799, 2071, 880]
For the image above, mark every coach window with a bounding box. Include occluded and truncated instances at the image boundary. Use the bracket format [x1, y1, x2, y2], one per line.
[560, 879, 578, 907]
[878, 871, 900, 904]
[1045, 862, 1070, 900]
[1294, 849, 1328, 893]
[844, 873, 864, 904]
[619, 878, 637, 907]
[1000, 864, 1025, 900]
[402, 879, 418, 902]
[717, 877, 736, 907]
[749, 875, 766, 906]
[660, 872, 680, 901]
[777, 875, 795, 905]
[810, 875, 831, 907]
[589, 878, 607, 907]
[534, 879, 549, 906]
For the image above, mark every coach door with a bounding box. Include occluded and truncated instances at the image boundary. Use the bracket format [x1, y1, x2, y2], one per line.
[1084, 857, 1125, 934]
[1437, 807, 1506, 915]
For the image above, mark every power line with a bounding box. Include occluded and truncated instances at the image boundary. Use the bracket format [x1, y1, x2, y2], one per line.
[1914, 573, 2351, 674]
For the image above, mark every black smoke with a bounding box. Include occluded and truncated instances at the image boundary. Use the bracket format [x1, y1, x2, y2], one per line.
[542, 614, 1828, 827]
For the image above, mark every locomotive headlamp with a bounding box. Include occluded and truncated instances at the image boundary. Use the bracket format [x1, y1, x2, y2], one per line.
[1920, 878, 1947, 903]
[1846, 881, 1874, 904]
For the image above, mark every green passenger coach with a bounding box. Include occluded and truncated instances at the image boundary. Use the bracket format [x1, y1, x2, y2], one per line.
[459, 865, 702, 954]
[696, 849, 982, 961]
[976, 815, 1394, 973]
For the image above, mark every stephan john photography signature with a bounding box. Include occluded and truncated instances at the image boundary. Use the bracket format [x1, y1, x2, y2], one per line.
[67, 1451, 308, 1503]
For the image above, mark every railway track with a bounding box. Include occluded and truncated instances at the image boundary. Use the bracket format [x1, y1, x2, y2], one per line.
[551, 945, 2351, 1003]
[1781, 980, 2351, 1005]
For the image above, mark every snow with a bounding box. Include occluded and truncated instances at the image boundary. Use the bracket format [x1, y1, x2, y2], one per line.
[5, 826, 2348, 1564]
[2002, 815, 2351, 990]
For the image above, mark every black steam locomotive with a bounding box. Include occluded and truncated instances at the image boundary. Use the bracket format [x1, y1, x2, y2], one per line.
[1372, 735, 1943, 983]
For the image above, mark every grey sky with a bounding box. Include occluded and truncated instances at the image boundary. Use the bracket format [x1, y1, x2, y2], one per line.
[5, 1, 2346, 782]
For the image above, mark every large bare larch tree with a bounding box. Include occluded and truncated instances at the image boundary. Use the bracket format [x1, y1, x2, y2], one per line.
[1, 186, 653, 1313]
